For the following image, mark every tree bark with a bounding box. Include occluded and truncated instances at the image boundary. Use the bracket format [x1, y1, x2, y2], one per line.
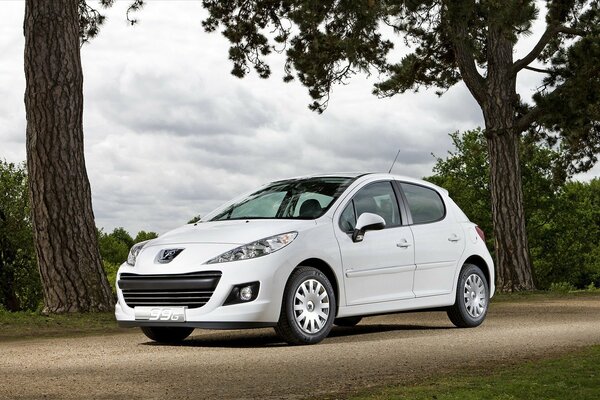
[485, 129, 536, 291]
[482, 25, 535, 291]
[24, 0, 114, 312]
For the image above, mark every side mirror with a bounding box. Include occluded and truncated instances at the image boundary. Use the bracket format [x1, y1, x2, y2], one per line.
[352, 213, 386, 242]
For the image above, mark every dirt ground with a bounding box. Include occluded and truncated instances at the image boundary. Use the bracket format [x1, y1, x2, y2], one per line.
[1, 296, 599, 399]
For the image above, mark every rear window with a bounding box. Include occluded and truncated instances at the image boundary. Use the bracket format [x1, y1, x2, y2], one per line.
[400, 183, 445, 224]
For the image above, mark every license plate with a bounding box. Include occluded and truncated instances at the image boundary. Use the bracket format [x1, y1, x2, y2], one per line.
[134, 306, 186, 322]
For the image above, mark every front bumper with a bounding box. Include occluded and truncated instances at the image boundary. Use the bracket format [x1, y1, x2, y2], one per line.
[114, 252, 293, 327]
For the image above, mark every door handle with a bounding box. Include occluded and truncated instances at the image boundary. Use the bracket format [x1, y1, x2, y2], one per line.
[396, 239, 412, 248]
[448, 234, 461, 242]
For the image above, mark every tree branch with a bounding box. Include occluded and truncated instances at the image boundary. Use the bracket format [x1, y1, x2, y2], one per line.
[450, 25, 486, 104]
[557, 26, 587, 36]
[523, 65, 552, 74]
[514, 77, 570, 133]
[513, 24, 587, 75]
[513, 23, 560, 74]
[515, 105, 544, 133]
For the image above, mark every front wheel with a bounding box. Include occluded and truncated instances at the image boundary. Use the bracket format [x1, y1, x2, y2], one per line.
[447, 263, 489, 328]
[275, 267, 336, 345]
[141, 326, 194, 343]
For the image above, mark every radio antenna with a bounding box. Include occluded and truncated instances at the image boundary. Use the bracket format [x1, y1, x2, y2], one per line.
[388, 149, 401, 173]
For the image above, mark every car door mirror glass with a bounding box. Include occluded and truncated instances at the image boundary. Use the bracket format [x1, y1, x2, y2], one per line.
[352, 213, 386, 242]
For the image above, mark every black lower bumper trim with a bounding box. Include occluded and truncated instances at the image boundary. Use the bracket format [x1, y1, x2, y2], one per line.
[118, 321, 276, 330]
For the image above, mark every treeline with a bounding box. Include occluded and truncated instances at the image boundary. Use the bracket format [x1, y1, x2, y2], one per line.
[428, 129, 600, 290]
[0, 159, 158, 311]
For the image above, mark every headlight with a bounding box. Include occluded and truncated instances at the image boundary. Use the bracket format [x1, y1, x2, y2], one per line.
[127, 240, 151, 266]
[206, 232, 298, 264]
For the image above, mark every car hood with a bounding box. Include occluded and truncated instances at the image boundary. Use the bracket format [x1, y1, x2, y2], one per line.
[147, 219, 319, 246]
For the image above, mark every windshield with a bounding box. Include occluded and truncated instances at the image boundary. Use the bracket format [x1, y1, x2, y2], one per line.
[210, 177, 355, 221]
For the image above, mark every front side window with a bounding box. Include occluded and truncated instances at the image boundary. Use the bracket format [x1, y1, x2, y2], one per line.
[211, 177, 354, 221]
[339, 182, 401, 231]
[400, 183, 445, 224]
[339, 202, 356, 232]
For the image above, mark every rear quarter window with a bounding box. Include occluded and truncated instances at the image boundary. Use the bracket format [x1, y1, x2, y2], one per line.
[400, 183, 446, 224]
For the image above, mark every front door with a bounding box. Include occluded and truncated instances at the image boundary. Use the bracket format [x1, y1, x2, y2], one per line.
[335, 181, 416, 306]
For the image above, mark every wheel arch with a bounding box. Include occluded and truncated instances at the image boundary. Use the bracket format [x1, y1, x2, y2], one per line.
[464, 255, 491, 287]
[295, 258, 340, 316]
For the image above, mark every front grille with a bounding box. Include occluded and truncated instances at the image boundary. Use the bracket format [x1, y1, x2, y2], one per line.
[118, 271, 222, 309]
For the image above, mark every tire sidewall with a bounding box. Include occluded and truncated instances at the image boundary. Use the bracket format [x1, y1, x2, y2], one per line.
[284, 268, 336, 344]
[456, 264, 489, 327]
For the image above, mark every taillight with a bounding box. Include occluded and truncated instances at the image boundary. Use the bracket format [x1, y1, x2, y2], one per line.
[475, 226, 485, 241]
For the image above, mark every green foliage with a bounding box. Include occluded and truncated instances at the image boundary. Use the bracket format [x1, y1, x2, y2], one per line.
[533, 31, 600, 174]
[534, 179, 600, 288]
[1, 158, 158, 309]
[102, 260, 119, 294]
[98, 227, 158, 266]
[549, 282, 577, 293]
[97, 228, 130, 266]
[202, 0, 392, 112]
[78, 0, 144, 44]
[0, 160, 42, 311]
[134, 230, 158, 243]
[97, 227, 158, 294]
[428, 130, 600, 289]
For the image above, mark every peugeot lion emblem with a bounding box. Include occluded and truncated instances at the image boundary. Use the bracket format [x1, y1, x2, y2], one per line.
[157, 248, 184, 264]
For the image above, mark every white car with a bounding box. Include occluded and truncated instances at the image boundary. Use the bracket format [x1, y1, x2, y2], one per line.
[115, 173, 494, 345]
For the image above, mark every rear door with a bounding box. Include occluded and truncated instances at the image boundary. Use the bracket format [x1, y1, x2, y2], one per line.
[397, 182, 465, 297]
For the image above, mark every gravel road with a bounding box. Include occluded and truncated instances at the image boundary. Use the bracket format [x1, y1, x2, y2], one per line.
[1, 296, 599, 399]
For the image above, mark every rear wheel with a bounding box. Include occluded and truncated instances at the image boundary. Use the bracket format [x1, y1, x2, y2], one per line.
[334, 316, 362, 327]
[141, 326, 194, 343]
[275, 266, 336, 345]
[447, 263, 489, 328]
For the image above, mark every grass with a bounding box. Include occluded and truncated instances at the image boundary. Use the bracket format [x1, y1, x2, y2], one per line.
[350, 346, 600, 400]
[491, 288, 600, 303]
[0, 309, 125, 342]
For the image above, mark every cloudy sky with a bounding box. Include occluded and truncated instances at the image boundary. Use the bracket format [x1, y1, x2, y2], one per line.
[0, 1, 597, 235]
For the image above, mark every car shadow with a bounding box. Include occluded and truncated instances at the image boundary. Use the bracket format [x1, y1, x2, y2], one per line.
[141, 323, 453, 348]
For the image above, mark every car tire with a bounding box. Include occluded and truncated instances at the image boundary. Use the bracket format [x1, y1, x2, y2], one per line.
[447, 263, 489, 328]
[140, 326, 194, 343]
[275, 266, 336, 345]
[334, 316, 362, 327]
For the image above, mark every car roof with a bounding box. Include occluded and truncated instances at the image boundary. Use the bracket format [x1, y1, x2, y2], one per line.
[270, 173, 449, 195]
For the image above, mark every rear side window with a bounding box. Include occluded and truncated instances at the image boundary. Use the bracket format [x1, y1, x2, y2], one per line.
[400, 183, 445, 224]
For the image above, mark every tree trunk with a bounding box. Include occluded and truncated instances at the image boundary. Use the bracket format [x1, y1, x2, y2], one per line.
[483, 26, 535, 291]
[485, 128, 536, 291]
[24, 0, 114, 312]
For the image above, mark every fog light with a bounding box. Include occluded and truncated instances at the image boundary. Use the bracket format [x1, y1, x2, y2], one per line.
[223, 281, 260, 306]
[239, 286, 253, 301]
